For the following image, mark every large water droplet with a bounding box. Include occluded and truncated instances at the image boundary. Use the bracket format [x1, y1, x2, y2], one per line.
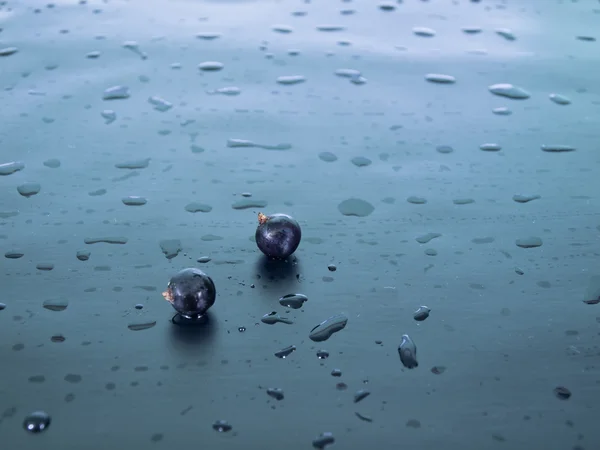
[398, 334, 418, 369]
[279, 293, 308, 309]
[338, 198, 375, 217]
[23, 411, 51, 433]
[309, 315, 348, 342]
[488, 83, 530, 100]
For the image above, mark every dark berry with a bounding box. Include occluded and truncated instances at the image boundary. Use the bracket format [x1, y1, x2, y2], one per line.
[162, 268, 216, 319]
[255, 212, 301, 259]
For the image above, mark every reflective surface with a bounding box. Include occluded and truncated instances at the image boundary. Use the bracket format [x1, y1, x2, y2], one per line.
[1, 0, 600, 449]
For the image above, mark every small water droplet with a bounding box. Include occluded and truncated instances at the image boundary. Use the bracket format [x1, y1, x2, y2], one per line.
[198, 61, 224, 71]
[316, 349, 329, 359]
[425, 73, 455, 84]
[549, 93, 571, 105]
[312, 432, 335, 449]
[266, 387, 285, 400]
[276, 75, 306, 85]
[212, 420, 232, 432]
[128, 321, 157, 331]
[331, 369, 342, 377]
[327, 264, 337, 272]
[272, 343, 297, 359]
[413, 27, 436, 37]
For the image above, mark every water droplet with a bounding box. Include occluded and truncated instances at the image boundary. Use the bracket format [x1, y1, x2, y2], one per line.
[5, 250, 24, 259]
[316, 349, 329, 359]
[266, 387, 285, 400]
[86, 50, 101, 58]
[309, 314, 348, 342]
[134, 304, 144, 310]
[495, 28, 516, 41]
[227, 139, 291, 150]
[338, 198, 375, 217]
[148, 96, 173, 112]
[231, 199, 268, 210]
[0, 161, 25, 176]
[276, 75, 306, 85]
[480, 143, 501, 152]
[334, 68, 361, 78]
[128, 321, 157, 331]
[425, 73, 455, 84]
[351, 156, 372, 167]
[238, 326, 246, 332]
[378, 2, 396, 11]
[43, 158, 61, 168]
[327, 264, 337, 272]
[210, 86, 241, 96]
[416, 233, 441, 244]
[398, 334, 418, 369]
[197, 256, 211, 263]
[462, 26, 482, 34]
[159, 239, 182, 259]
[318, 152, 338, 162]
[316, 25, 345, 32]
[103, 85, 130, 100]
[84, 236, 128, 244]
[436, 145, 454, 154]
[354, 389, 370, 403]
[23, 411, 51, 433]
[272, 24, 293, 33]
[331, 369, 342, 377]
[576, 35, 596, 42]
[122, 40, 147, 59]
[407, 196, 427, 204]
[336, 382, 347, 390]
[541, 144, 575, 153]
[51, 334, 65, 342]
[42, 299, 68, 312]
[185, 202, 212, 213]
[488, 83, 530, 100]
[0, 47, 19, 57]
[212, 420, 232, 432]
[261, 311, 293, 325]
[279, 293, 308, 309]
[492, 107, 512, 115]
[312, 432, 335, 449]
[549, 93, 571, 105]
[453, 198, 475, 205]
[115, 158, 150, 169]
[0, 303, 6, 310]
[198, 61, 224, 71]
[196, 32, 221, 40]
[512, 194, 540, 203]
[122, 196, 147, 206]
[554, 386, 571, 400]
[413, 27, 436, 37]
[274, 345, 296, 358]
[17, 182, 41, 197]
[516, 237, 543, 248]
[413, 306, 431, 321]
[431, 366, 446, 375]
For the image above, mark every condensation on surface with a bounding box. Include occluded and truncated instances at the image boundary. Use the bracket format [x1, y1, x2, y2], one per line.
[1, 0, 600, 449]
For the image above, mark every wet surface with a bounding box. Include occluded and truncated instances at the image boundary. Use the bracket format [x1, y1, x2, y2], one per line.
[1, 0, 600, 449]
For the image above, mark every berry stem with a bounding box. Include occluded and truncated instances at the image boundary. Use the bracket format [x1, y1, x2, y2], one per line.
[258, 212, 268, 225]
